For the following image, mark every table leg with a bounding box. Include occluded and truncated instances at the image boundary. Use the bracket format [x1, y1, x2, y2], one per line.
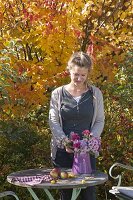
[27, 187, 81, 200]
[27, 187, 40, 200]
[43, 189, 55, 200]
[27, 187, 55, 200]
[71, 188, 81, 200]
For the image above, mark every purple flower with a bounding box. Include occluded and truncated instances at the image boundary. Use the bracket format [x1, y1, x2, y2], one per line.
[80, 140, 87, 149]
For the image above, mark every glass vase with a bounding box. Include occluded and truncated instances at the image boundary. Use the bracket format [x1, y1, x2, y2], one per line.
[72, 152, 92, 175]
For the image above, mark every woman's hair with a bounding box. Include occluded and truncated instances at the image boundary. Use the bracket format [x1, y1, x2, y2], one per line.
[67, 51, 92, 71]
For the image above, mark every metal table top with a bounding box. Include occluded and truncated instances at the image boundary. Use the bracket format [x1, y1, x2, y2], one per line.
[7, 168, 108, 189]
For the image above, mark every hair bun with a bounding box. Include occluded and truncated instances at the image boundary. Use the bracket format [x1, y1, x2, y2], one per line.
[67, 51, 92, 71]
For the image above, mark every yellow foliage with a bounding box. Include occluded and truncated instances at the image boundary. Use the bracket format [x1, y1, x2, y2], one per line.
[0, 0, 132, 117]
[120, 12, 127, 20]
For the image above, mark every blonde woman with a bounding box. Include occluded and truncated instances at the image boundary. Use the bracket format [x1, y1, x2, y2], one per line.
[49, 52, 105, 200]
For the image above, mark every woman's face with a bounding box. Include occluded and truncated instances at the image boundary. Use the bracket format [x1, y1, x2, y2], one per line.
[69, 65, 89, 87]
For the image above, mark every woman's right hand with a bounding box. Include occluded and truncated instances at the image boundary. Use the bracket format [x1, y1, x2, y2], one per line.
[63, 137, 74, 153]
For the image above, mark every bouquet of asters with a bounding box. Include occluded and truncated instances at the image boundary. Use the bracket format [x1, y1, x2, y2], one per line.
[64, 130, 101, 156]
[64, 130, 101, 174]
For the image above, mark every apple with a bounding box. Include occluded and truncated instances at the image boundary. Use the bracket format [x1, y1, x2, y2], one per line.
[60, 171, 68, 179]
[50, 168, 60, 179]
[50, 180, 56, 184]
[68, 172, 75, 178]
[81, 179, 86, 184]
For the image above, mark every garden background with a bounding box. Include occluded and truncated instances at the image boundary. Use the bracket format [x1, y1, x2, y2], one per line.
[0, 0, 132, 199]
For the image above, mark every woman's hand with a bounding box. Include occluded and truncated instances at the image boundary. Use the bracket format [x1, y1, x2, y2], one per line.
[65, 146, 74, 153]
[63, 137, 74, 153]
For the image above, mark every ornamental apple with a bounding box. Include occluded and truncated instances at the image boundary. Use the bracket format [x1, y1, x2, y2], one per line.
[50, 168, 60, 179]
[60, 171, 68, 179]
[50, 180, 56, 184]
[68, 172, 75, 178]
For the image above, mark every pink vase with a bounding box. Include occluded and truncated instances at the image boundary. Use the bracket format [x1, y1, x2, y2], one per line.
[72, 152, 92, 175]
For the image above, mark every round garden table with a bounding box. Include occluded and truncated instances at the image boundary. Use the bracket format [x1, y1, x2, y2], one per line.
[7, 168, 108, 200]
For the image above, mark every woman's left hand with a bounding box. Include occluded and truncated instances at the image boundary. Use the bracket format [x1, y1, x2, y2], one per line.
[66, 147, 74, 153]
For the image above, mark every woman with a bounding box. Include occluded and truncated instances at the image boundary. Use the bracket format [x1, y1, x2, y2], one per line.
[49, 51, 105, 200]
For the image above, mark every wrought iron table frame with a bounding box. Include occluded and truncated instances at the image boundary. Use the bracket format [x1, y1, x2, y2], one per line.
[0, 191, 19, 199]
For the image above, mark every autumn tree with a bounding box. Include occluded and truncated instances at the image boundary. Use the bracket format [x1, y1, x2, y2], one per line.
[0, 1, 132, 198]
[0, 0, 132, 117]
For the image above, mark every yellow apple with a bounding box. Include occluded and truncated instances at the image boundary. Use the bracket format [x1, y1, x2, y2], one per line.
[60, 171, 68, 179]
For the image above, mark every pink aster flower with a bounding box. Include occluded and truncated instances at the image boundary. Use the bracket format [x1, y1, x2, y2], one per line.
[82, 130, 93, 140]
[70, 132, 80, 141]
[73, 140, 80, 149]
[82, 130, 90, 136]
[64, 130, 101, 156]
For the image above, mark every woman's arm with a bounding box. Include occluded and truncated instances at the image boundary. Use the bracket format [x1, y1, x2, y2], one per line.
[91, 89, 105, 137]
[49, 89, 67, 146]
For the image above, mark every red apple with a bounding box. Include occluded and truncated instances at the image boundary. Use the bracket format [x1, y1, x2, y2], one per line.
[50, 168, 60, 179]
[60, 171, 68, 179]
